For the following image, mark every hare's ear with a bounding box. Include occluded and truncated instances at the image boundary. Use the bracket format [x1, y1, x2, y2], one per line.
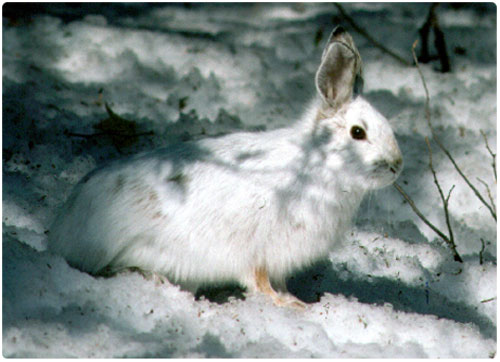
[315, 26, 363, 110]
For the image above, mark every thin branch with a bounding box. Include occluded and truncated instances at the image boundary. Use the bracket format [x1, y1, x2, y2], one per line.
[477, 177, 496, 213]
[436, 134, 497, 220]
[411, 40, 432, 120]
[334, 3, 410, 66]
[481, 297, 496, 303]
[445, 185, 455, 204]
[411, 41, 497, 221]
[393, 182, 463, 262]
[479, 238, 486, 265]
[393, 182, 447, 241]
[425, 137, 456, 248]
[480, 130, 497, 182]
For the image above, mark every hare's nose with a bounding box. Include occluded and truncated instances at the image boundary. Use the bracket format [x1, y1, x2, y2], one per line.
[390, 157, 403, 174]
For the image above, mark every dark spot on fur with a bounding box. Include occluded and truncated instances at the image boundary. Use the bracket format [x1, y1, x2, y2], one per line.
[236, 151, 265, 162]
[81, 173, 91, 184]
[152, 211, 164, 219]
[112, 174, 126, 195]
[149, 191, 159, 201]
[166, 172, 189, 186]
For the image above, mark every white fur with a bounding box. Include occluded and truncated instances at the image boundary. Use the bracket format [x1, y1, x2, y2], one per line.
[49, 27, 403, 298]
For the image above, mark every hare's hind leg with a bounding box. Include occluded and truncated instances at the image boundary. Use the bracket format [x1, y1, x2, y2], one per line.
[112, 267, 169, 287]
[250, 267, 306, 309]
[135, 268, 169, 286]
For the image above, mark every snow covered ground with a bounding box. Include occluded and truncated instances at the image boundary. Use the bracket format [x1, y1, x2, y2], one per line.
[2, 3, 497, 358]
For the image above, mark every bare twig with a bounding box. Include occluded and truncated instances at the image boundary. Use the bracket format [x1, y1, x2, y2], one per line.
[480, 130, 497, 182]
[435, 134, 497, 220]
[411, 41, 497, 221]
[425, 137, 456, 248]
[477, 177, 496, 213]
[393, 182, 463, 262]
[479, 238, 486, 265]
[65, 102, 155, 150]
[393, 183, 446, 239]
[334, 3, 410, 66]
[480, 297, 496, 303]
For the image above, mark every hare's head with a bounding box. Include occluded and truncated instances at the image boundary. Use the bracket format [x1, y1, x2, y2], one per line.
[314, 26, 403, 190]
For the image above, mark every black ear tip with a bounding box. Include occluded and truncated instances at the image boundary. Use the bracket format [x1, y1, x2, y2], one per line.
[332, 25, 346, 37]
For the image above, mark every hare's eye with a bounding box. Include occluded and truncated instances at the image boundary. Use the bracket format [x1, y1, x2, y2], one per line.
[350, 126, 366, 140]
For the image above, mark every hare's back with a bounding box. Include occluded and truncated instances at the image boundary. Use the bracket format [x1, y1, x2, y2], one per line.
[49, 134, 283, 275]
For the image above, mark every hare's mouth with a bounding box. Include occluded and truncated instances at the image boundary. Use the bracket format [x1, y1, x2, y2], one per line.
[369, 158, 403, 188]
[374, 158, 402, 175]
[390, 157, 403, 175]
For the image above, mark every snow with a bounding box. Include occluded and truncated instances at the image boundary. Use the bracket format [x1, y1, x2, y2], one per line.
[2, 2, 496, 358]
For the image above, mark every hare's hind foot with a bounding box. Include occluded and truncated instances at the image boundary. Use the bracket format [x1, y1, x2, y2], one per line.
[251, 267, 306, 310]
[95, 265, 168, 286]
[126, 267, 168, 286]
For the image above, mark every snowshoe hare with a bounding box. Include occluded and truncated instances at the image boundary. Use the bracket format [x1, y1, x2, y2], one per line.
[49, 27, 402, 309]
